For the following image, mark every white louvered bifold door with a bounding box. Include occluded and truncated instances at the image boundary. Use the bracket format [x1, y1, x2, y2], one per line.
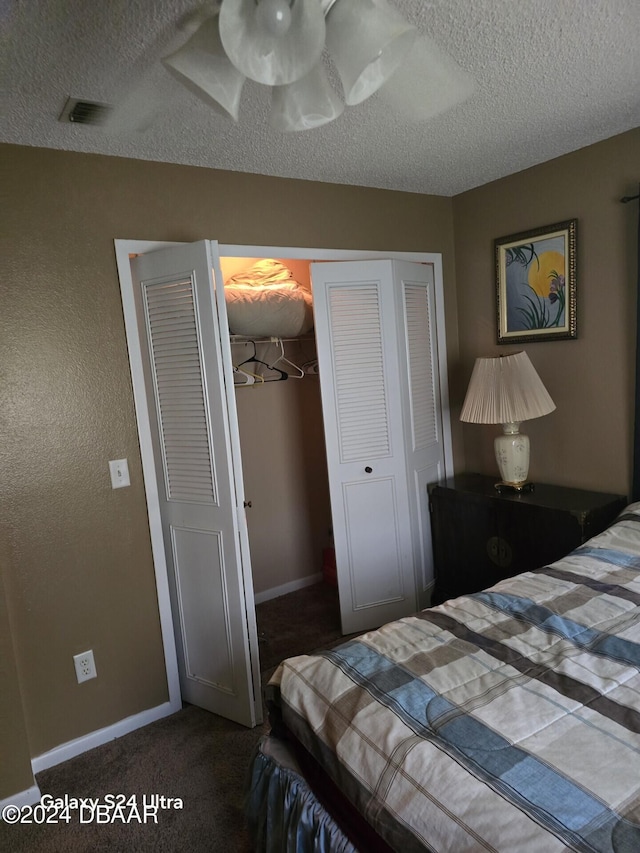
[143, 278, 218, 504]
[131, 241, 259, 727]
[395, 260, 446, 608]
[311, 260, 417, 634]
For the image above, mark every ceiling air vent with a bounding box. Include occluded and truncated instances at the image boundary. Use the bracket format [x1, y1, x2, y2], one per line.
[59, 98, 112, 126]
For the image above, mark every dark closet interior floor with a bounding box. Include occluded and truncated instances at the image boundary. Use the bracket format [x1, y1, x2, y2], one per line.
[255, 581, 359, 674]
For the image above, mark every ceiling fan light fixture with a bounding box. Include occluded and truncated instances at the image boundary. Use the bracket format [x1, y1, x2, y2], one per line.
[256, 0, 293, 36]
[219, 0, 325, 86]
[270, 61, 344, 131]
[162, 15, 245, 121]
[325, 0, 417, 106]
[161, 0, 458, 134]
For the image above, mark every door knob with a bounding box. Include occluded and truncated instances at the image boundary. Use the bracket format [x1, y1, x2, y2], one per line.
[244, 500, 252, 508]
[365, 466, 373, 473]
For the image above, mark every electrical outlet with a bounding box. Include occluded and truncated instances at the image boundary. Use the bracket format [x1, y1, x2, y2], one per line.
[73, 650, 97, 683]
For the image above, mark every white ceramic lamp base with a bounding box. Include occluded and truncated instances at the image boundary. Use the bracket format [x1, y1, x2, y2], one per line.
[494, 422, 531, 490]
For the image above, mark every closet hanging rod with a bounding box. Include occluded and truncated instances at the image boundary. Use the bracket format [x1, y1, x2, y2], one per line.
[229, 333, 315, 344]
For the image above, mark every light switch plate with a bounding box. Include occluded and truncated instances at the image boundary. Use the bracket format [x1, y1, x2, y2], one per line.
[109, 458, 130, 489]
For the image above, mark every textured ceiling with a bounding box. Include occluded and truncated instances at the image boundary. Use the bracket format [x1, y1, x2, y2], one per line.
[2, 0, 639, 196]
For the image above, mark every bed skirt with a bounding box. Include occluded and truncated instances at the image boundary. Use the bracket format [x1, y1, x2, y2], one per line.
[245, 735, 357, 853]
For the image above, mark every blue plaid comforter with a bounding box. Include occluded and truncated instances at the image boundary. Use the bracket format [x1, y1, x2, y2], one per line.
[269, 507, 640, 852]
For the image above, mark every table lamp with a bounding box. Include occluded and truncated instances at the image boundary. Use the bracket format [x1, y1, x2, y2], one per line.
[460, 351, 556, 491]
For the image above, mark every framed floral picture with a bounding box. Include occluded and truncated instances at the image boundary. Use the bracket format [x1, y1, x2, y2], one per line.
[495, 219, 577, 343]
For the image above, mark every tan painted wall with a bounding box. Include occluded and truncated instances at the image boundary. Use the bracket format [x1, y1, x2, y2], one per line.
[452, 129, 639, 496]
[1, 143, 457, 790]
[235, 375, 331, 595]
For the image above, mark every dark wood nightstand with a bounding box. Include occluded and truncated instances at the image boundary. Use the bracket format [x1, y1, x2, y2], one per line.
[429, 473, 627, 604]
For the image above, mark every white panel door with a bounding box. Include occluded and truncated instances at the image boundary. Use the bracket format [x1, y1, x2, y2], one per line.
[131, 241, 260, 727]
[311, 260, 417, 634]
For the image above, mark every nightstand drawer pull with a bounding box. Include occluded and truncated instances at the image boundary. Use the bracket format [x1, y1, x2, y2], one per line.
[487, 536, 512, 568]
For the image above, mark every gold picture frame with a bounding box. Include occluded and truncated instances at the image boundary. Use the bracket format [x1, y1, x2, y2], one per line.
[495, 219, 577, 344]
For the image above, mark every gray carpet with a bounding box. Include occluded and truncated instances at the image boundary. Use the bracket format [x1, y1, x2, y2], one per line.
[0, 582, 345, 853]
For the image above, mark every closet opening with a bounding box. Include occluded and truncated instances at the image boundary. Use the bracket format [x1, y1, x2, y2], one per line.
[218, 255, 340, 667]
[116, 237, 452, 726]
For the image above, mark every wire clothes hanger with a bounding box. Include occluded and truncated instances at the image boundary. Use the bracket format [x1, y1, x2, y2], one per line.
[237, 339, 288, 381]
[268, 338, 305, 379]
[233, 364, 263, 385]
[233, 340, 259, 385]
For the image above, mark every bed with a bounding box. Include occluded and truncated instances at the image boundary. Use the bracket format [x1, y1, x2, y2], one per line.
[246, 504, 640, 852]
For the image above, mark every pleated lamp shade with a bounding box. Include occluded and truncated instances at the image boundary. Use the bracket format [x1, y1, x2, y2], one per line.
[460, 351, 555, 489]
[460, 352, 555, 425]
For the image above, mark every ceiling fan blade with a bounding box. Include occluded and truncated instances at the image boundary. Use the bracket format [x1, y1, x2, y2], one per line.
[103, 5, 222, 134]
[103, 70, 175, 134]
[377, 34, 476, 122]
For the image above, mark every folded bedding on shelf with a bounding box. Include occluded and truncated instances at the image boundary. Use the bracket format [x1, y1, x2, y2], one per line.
[225, 259, 313, 338]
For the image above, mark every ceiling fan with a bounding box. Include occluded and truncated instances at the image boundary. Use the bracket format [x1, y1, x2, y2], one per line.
[105, 0, 475, 134]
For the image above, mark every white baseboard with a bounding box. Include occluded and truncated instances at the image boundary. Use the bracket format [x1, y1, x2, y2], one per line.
[254, 572, 323, 605]
[0, 784, 41, 815]
[31, 699, 179, 775]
